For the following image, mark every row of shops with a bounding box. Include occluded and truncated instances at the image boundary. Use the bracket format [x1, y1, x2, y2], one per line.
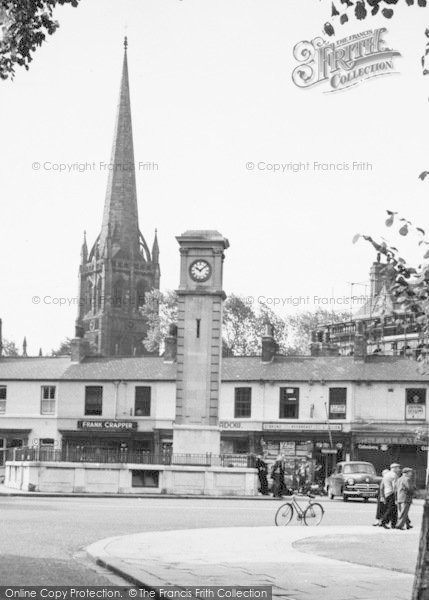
[2, 420, 427, 485]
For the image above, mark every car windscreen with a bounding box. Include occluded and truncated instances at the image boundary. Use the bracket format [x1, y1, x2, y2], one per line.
[343, 463, 376, 475]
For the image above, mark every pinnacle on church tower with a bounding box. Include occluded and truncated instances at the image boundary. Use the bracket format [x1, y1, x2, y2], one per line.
[75, 39, 160, 357]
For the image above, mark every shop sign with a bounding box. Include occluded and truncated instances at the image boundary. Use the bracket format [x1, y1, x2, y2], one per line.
[263, 423, 342, 432]
[321, 448, 337, 455]
[420, 446, 429, 452]
[219, 421, 262, 431]
[280, 441, 295, 455]
[330, 405, 346, 414]
[405, 389, 426, 421]
[357, 436, 416, 445]
[77, 420, 138, 430]
[357, 443, 380, 450]
[405, 404, 426, 421]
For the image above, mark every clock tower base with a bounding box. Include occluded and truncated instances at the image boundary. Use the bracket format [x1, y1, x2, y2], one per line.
[173, 424, 220, 456]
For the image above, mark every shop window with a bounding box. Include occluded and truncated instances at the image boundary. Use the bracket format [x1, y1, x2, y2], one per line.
[233, 439, 249, 454]
[329, 388, 347, 419]
[131, 470, 159, 487]
[41, 385, 56, 415]
[0, 385, 6, 414]
[234, 387, 251, 418]
[85, 386, 103, 415]
[135, 386, 151, 416]
[405, 388, 426, 420]
[279, 388, 299, 419]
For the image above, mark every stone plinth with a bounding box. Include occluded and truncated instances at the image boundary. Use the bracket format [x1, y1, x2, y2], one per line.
[172, 424, 221, 455]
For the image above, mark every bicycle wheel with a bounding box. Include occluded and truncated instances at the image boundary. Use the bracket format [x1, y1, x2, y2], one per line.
[275, 502, 294, 526]
[303, 502, 324, 526]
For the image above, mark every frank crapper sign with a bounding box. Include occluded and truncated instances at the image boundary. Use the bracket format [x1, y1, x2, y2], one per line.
[77, 420, 138, 431]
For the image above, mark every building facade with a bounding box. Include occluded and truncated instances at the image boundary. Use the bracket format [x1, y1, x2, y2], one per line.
[0, 345, 428, 486]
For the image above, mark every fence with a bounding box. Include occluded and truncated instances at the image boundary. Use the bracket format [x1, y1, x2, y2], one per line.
[5, 447, 255, 468]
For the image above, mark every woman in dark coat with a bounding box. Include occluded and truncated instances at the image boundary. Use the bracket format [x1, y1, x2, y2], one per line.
[271, 455, 286, 497]
[255, 455, 269, 495]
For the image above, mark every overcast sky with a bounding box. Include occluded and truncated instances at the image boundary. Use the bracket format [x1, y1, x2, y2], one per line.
[1, 0, 429, 354]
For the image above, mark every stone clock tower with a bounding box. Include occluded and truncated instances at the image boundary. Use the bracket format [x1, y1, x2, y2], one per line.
[173, 230, 229, 455]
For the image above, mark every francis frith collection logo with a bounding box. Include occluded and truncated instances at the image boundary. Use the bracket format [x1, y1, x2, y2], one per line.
[292, 28, 401, 92]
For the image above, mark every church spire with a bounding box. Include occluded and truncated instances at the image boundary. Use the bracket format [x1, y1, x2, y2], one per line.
[99, 38, 140, 259]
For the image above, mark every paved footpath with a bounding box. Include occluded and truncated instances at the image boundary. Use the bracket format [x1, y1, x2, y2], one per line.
[86, 525, 417, 600]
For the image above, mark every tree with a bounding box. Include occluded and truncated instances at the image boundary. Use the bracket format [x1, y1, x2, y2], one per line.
[353, 210, 429, 352]
[141, 291, 305, 356]
[287, 309, 351, 353]
[0, 0, 81, 80]
[51, 337, 72, 356]
[323, 0, 428, 36]
[140, 290, 179, 354]
[1, 338, 19, 356]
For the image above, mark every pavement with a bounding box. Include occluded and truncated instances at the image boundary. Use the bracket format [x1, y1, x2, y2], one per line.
[86, 525, 419, 600]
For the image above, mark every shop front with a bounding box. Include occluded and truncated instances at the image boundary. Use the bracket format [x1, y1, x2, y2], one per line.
[60, 419, 155, 457]
[353, 431, 428, 486]
[260, 423, 351, 487]
[219, 421, 262, 455]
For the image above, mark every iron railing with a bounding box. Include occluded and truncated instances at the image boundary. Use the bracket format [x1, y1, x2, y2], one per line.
[5, 447, 255, 468]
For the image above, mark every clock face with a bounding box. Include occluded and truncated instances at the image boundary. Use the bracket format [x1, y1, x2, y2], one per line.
[189, 259, 212, 282]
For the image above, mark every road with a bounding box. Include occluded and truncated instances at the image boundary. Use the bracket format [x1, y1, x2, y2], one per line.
[0, 496, 422, 586]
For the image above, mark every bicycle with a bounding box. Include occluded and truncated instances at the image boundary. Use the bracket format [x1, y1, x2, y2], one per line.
[275, 493, 324, 526]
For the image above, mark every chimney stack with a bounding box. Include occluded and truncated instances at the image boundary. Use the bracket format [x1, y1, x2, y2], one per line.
[262, 324, 277, 363]
[164, 324, 177, 362]
[71, 337, 90, 363]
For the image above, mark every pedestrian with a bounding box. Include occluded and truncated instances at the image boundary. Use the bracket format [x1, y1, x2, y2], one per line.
[271, 454, 286, 497]
[379, 463, 401, 529]
[395, 467, 415, 530]
[373, 468, 389, 526]
[255, 454, 269, 495]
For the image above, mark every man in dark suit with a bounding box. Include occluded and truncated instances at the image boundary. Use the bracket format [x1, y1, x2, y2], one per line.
[395, 468, 415, 530]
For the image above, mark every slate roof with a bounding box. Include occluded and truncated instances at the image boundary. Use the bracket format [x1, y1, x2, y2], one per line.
[0, 354, 428, 382]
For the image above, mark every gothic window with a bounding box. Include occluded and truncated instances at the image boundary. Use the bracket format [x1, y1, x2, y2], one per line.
[136, 280, 146, 309]
[113, 278, 125, 309]
[96, 278, 103, 311]
[86, 282, 93, 314]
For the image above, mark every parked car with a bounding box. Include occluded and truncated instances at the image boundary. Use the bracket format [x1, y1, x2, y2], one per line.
[325, 461, 381, 502]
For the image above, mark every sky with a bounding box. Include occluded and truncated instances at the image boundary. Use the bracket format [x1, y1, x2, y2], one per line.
[1, 0, 429, 354]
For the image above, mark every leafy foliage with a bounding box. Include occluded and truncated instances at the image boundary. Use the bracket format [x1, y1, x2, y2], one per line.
[0, 0, 81, 80]
[1, 338, 19, 356]
[141, 292, 349, 356]
[50, 337, 72, 356]
[354, 210, 429, 357]
[140, 290, 179, 354]
[324, 0, 427, 36]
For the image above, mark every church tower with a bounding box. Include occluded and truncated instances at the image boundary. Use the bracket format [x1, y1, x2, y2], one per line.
[75, 39, 160, 356]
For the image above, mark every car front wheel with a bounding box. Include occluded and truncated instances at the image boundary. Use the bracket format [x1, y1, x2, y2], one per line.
[342, 491, 349, 502]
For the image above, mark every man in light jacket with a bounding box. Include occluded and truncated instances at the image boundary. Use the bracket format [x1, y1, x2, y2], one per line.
[395, 468, 415, 530]
[379, 463, 401, 529]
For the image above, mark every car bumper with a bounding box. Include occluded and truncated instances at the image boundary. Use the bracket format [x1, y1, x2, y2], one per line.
[344, 489, 378, 498]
